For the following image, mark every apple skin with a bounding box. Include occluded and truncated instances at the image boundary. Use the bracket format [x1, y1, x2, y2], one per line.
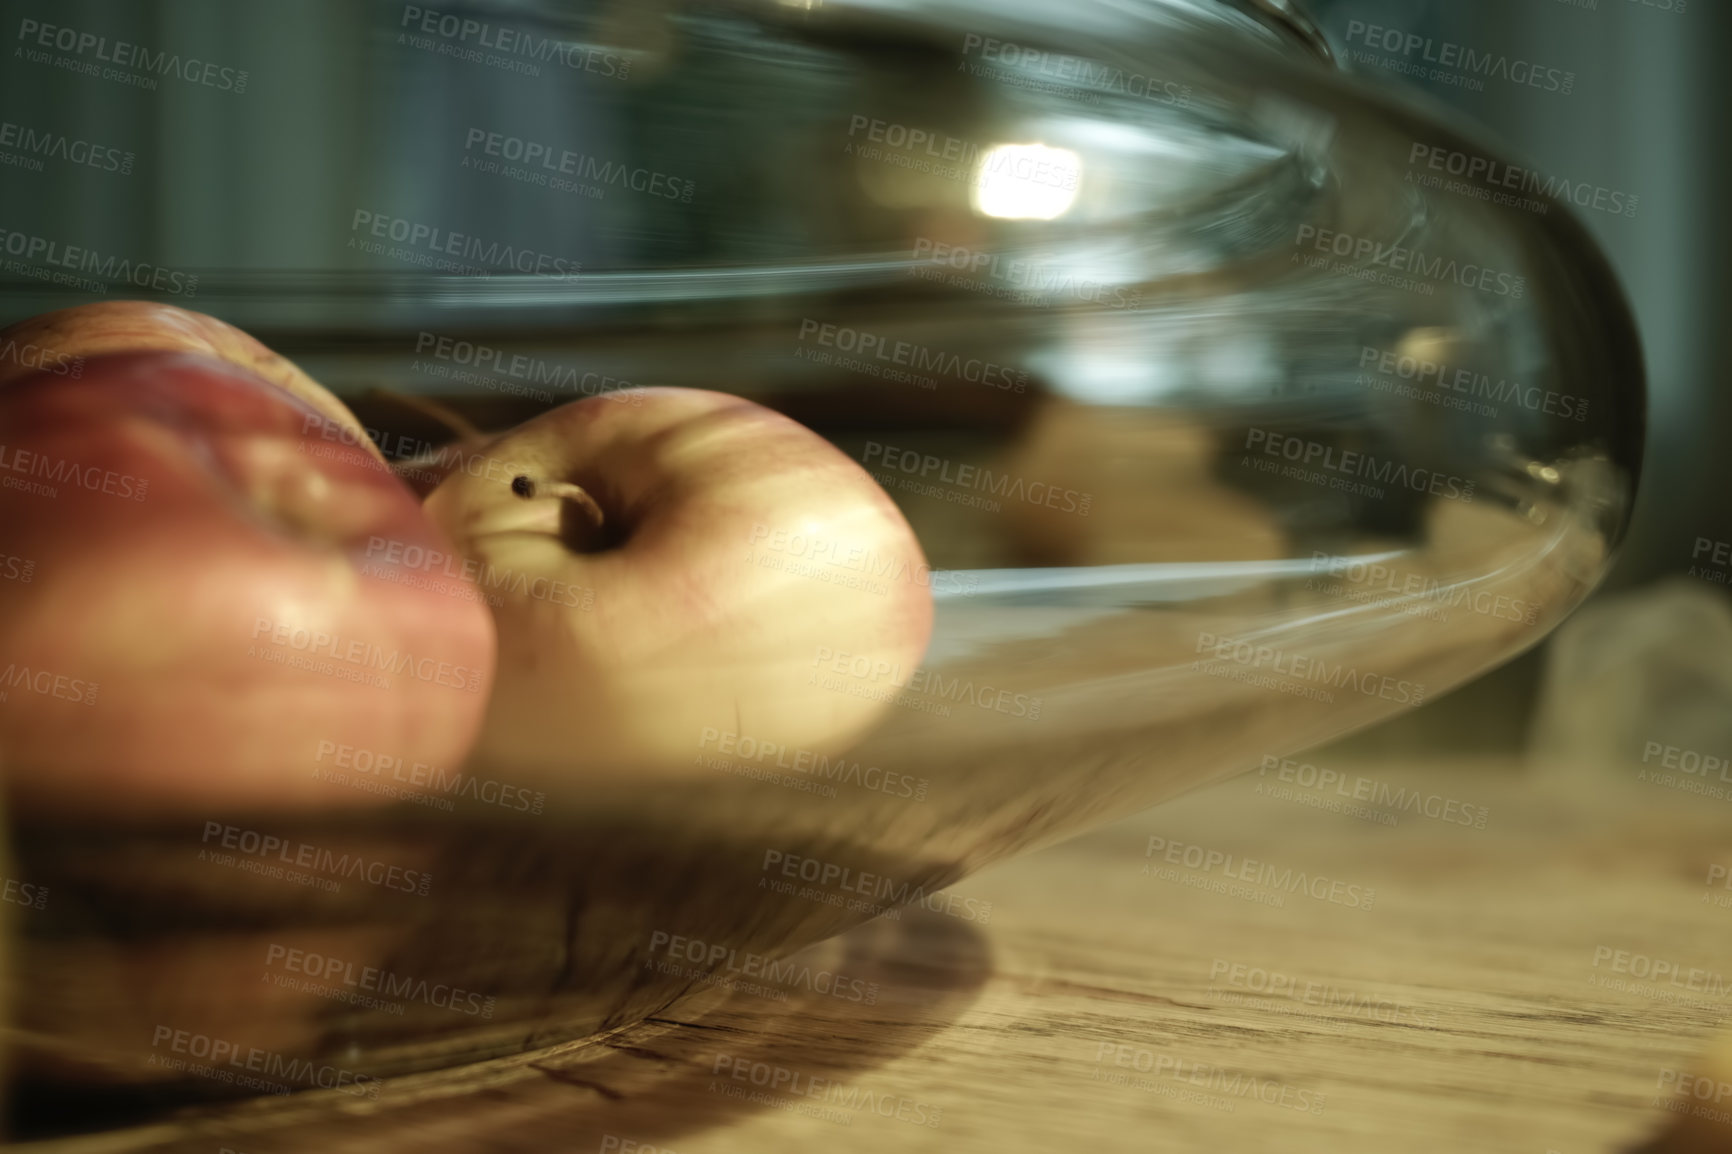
[0, 301, 384, 464]
[392, 433, 494, 499]
[423, 387, 934, 780]
[0, 352, 495, 818]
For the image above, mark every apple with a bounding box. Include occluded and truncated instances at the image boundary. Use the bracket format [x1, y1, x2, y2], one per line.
[392, 435, 489, 498]
[0, 300, 384, 464]
[423, 387, 934, 779]
[0, 352, 495, 818]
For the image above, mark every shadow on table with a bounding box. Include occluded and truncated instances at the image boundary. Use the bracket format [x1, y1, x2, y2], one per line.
[61, 901, 993, 1154]
[1627, 1109, 1732, 1153]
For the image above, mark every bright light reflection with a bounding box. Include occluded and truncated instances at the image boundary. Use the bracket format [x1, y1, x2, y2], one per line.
[972, 143, 1082, 220]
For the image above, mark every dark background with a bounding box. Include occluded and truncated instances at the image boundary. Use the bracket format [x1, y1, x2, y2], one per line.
[0, 0, 1717, 754]
[1303, 0, 1726, 756]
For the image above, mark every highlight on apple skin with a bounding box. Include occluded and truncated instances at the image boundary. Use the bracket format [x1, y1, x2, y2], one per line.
[0, 300, 385, 464]
[424, 386, 936, 781]
[0, 352, 496, 818]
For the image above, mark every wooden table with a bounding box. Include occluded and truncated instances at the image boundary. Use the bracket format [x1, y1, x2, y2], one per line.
[22, 753, 1732, 1154]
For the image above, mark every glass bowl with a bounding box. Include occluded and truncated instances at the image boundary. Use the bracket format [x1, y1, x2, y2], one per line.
[0, 0, 1641, 1134]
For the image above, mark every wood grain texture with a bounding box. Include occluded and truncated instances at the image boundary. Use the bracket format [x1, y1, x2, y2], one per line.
[14, 752, 1730, 1153]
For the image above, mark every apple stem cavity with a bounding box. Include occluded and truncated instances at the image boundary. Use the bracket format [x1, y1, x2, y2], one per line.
[513, 474, 605, 531]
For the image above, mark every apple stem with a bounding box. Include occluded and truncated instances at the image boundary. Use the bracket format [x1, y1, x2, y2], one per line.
[513, 475, 605, 530]
[368, 387, 484, 442]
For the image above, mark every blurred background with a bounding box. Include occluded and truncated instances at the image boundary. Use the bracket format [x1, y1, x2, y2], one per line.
[0, 0, 1718, 759]
[1296, 0, 1730, 761]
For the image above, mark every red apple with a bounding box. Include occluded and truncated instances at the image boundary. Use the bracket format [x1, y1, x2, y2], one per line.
[423, 387, 935, 780]
[0, 301, 384, 464]
[0, 352, 495, 818]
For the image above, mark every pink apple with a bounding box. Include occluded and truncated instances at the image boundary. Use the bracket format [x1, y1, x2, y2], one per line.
[0, 352, 495, 818]
[0, 300, 384, 464]
[423, 387, 934, 780]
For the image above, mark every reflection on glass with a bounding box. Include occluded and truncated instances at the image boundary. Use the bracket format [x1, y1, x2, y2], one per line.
[971, 143, 1083, 220]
